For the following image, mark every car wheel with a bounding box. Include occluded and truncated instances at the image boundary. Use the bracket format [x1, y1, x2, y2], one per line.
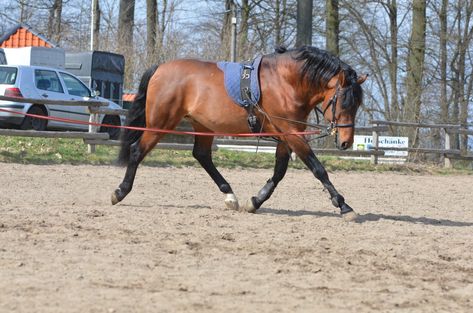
[100, 115, 121, 140]
[20, 106, 48, 131]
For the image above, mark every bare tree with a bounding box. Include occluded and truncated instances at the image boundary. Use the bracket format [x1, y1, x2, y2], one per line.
[118, 0, 135, 49]
[146, 0, 157, 59]
[118, 0, 135, 89]
[239, 0, 297, 54]
[218, 0, 236, 60]
[47, 0, 62, 43]
[342, 0, 406, 129]
[438, 0, 448, 124]
[17, 0, 34, 23]
[296, 0, 312, 46]
[325, 0, 339, 55]
[237, 0, 254, 60]
[274, 0, 290, 46]
[405, 0, 426, 147]
[385, 0, 399, 124]
[449, 0, 473, 151]
[92, 0, 100, 50]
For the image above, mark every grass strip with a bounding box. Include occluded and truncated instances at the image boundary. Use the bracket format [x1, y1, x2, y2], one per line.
[0, 136, 471, 174]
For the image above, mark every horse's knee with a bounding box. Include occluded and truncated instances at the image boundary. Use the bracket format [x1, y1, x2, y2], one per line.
[192, 147, 210, 163]
[314, 166, 328, 181]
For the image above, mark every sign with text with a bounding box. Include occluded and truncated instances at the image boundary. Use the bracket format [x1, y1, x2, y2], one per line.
[353, 135, 409, 157]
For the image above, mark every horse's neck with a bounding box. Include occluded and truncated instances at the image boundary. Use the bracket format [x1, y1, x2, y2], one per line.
[260, 56, 326, 110]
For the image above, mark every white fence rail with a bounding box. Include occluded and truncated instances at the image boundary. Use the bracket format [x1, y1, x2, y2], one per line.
[0, 95, 113, 152]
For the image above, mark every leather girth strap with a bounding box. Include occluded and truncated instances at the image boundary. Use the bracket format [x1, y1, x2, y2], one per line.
[240, 62, 262, 133]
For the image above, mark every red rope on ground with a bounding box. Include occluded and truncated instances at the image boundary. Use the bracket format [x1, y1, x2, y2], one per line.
[0, 107, 322, 137]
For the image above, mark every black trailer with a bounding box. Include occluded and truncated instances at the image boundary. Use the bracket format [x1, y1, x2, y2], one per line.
[65, 51, 125, 105]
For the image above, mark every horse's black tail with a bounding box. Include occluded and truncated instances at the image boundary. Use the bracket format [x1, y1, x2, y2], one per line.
[117, 65, 159, 166]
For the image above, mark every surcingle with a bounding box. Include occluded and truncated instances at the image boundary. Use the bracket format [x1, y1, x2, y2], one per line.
[217, 56, 262, 108]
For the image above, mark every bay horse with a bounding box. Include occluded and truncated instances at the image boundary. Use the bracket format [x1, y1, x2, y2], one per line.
[112, 46, 367, 221]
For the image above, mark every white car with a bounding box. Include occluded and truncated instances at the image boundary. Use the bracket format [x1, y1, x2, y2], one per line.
[0, 65, 124, 139]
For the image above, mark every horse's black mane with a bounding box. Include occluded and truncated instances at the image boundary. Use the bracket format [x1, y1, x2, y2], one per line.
[274, 46, 363, 111]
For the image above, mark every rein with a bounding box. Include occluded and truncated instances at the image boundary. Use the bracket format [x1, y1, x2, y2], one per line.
[255, 85, 355, 144]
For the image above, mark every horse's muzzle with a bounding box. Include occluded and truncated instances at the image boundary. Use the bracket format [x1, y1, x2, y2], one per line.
[339, 141, 351, 150]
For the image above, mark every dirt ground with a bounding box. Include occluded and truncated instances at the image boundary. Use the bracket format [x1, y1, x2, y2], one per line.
[0, 162, 472, 313]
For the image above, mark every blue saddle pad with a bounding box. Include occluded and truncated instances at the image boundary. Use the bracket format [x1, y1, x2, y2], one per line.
[217, 56, 262, 108]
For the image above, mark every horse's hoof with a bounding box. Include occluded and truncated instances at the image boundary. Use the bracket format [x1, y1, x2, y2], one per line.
[241, 198, 257, 213]
[111, 190, 120, 205]
[342, 211, 358, 222]
[225, 193, 239, 210]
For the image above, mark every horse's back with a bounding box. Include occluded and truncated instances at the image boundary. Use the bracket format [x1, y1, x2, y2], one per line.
[146, 58, 249, 133]
[149, 59, 224, 100]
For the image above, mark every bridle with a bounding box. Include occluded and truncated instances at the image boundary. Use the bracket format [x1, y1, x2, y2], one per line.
[314, 84, 355, 142]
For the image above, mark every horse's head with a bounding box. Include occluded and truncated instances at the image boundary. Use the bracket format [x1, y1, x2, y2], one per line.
[287, 46, 367, 150]
[320, 71, 367, 150]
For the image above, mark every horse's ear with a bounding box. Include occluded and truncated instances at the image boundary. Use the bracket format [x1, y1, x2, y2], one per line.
[357, 74, 368, 85]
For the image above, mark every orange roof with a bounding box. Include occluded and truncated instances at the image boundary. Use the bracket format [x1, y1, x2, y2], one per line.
[123, 93, 136, 102]
[0, 24, 55, 48]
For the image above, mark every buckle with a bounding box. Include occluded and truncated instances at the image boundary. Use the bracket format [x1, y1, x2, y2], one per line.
[329, 123, 337, 136]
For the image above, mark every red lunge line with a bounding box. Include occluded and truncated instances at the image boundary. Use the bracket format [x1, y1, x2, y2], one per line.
[0, 107, 322, 137]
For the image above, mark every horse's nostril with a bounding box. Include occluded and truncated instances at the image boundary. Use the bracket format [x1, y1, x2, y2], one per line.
[340, 142, 349, 150]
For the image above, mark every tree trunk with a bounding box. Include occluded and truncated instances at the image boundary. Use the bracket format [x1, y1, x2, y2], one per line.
[459, 2, 473, 152]
[146, 0, 157, 61]
[238, 0, 250, 60]
[118, 0, 135, 89]
[118, 0, 135, 48]
[325, 0, 339, 55]
[439, 0, 448, 124]
[92, 0, 100, 51]
[296, 0, 313, 47]
[387, 0, 399, 123]
[405, 0, 426, 148]
[48, 0, 62, 44]
[221, 0, 233, 60]
[451, 51, 460, 149]
[156, 0, 169, 59]
[274, 0, 288, 47]
[450, 1, 473, 152]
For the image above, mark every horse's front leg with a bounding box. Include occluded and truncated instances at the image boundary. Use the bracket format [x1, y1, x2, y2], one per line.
[288, 136, 358, 221]
[242, 142, 290, 213]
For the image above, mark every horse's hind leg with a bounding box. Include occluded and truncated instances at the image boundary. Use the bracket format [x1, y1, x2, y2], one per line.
[111, 131, 162, 205]
[192, 132, 239, 210]
[242, 142, 290, 213]
[286, 136, 357, 221]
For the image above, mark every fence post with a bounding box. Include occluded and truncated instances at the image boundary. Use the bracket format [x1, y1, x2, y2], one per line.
[371, 122, 379, 165]
[88, 110, 99, 153]
[442, 127, 452, 168]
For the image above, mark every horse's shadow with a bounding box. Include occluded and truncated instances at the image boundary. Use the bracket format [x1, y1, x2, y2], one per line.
[115, 203, 473, 228]
[258, 208, 473, 227]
